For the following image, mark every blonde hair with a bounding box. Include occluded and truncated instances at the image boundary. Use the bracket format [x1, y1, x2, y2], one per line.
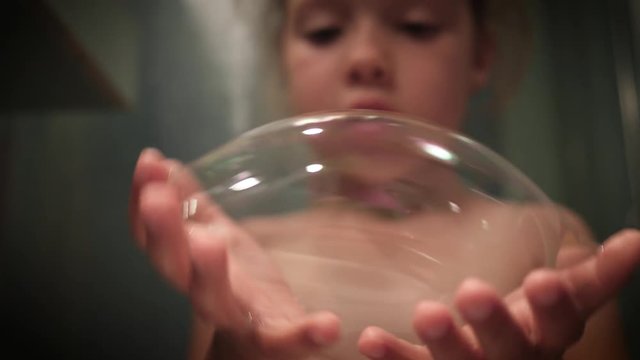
[483, 0, 532, 111]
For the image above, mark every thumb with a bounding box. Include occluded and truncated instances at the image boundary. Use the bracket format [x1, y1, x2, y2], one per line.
[561, 229, 640, 316]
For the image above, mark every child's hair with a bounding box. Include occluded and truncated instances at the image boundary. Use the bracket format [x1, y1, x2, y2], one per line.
[483, 0, 532, 111]
[234, 0, 531, 118]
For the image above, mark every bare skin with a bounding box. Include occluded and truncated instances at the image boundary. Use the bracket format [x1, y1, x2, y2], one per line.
[130, 149, 639, 359]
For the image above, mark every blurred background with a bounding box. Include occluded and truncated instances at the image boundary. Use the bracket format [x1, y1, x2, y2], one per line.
[1, 0, 638, 358]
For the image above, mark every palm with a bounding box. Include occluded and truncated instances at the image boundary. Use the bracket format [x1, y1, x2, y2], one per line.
[131, 149, 340, 359]
[187, 216, 306, 325]
[356, 231, 640, 360]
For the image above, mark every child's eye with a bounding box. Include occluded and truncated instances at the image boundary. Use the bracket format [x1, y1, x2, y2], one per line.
[305, 27, 343, 46]
[399, 22, 441, 40]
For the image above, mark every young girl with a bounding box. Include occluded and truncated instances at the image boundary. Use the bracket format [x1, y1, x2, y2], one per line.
[130, 0, 640, 359]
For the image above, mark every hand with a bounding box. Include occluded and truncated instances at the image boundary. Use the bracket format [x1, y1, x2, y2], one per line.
[129, 148, 341, 359]
[357, 229, 640, 360]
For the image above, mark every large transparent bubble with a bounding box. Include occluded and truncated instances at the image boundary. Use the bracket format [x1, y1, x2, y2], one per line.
[179, 110, 566, 358]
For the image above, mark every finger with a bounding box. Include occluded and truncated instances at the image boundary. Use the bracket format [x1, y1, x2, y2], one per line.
[210, 313, 340, 360]
[188, 225, 249, 328]
[130, 148, 171, 248]
[139, 182, 192, 293]
[455, 278, 532, 360]
[523, 269, 583, 353]
[413, 302, 480, 360]
[167, 158, 225, 224]
[167, 158, 203, 200]
[556, 243, 595, 268]
[358, 326, 430, 360]
[560, 229, 640, 317]
[256, 311, 341, 357]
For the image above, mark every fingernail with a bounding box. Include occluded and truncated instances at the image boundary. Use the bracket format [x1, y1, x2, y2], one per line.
[157, 245, 178, 278]
[462, 299, 493, 322]
[367, 343, 386, 359]
[422, 321, 450, 340]
[141, 147, 163, 161]
[533, 285, 559, 307]
[309, 327, 331, 346]
[156, 252, 183, 290]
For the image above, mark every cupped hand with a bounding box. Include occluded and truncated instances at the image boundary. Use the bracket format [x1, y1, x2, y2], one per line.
[129, 148, 341, 359]
[357, 229, 640, 360]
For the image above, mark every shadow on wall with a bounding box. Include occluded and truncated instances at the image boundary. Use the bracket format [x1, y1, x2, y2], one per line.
[1, 0, 232, 358]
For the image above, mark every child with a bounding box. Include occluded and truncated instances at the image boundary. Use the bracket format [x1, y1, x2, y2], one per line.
[130, 0, 640, 358]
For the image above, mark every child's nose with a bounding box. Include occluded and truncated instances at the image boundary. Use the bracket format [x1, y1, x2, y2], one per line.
[346, 24, 392, 87]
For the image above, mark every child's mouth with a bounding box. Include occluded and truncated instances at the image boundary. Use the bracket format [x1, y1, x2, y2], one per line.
[348, 99, 395, 112]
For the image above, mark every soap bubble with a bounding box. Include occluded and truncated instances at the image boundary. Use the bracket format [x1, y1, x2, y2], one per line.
[178, 110, 565, 358]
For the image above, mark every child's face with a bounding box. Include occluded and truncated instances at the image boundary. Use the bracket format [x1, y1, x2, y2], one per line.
[281, 0, 493, 130]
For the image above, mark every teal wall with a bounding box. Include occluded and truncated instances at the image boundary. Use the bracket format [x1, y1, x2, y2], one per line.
[2, 1, 230, 357]
[497, 0, 634, 239]
[499, 0, 639, 355]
